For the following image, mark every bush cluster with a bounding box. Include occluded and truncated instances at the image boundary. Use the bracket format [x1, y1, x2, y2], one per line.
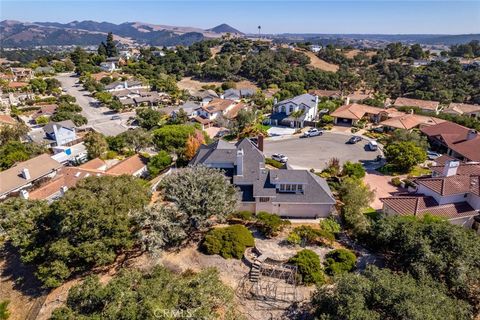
[256, 212, 290, 237]
[324, 249, 357, 275]
[201, 225, 254, 259]
[289, 249, 325, 285]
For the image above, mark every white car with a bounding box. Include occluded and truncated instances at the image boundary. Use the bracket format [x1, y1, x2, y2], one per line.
[301, 128, 323, 138]
[271, 153, 288, 163]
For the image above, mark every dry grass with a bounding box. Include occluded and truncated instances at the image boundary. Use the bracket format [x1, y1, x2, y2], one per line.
[178, 77, 258, 96]
[295, 48, 339, 72]
[344, 49, 376, 59]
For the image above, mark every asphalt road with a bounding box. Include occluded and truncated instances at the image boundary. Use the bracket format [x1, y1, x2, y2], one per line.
[264, 132, 382, 171]
[55, 73, 135, 136]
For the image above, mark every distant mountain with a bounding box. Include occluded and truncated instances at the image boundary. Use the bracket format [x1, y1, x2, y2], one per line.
[0, 20, 244, 48]
[208, 24, 244, 35]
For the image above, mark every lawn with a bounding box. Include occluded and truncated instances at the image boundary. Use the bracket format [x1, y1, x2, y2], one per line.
[377, 164, 431, 177]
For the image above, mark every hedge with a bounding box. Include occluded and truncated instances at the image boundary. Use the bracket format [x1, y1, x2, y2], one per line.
[256, 212, 290, 237]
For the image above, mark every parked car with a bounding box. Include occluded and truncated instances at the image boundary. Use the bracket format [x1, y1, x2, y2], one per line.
[427, 150, 441, 160]
[347, 136, 362, 144]
[301, 128, 324, 138]
[272, 153, 288, 163]
[368, 140, 378, 151]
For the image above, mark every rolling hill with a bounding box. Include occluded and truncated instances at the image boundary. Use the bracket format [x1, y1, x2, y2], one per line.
[0, 20, 245, 47]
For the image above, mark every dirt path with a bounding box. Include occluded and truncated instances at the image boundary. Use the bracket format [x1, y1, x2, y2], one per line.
[295, 48, 339, 72]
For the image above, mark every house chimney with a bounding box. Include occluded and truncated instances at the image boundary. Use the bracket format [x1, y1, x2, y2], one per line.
[22, 168, 31, 180]
[345, 97, 350, 105]
[443, 160, 460, 177]
[273, 97, 278, 105]
[20, 189, 29, 199]
[236, 149, 244, 176]
[410, 109, 414, 115]
[60, 186, 68, 195]
[124, 80, 128, 89]
[467, 129, 477, 141]
[257, 135, 264, 152]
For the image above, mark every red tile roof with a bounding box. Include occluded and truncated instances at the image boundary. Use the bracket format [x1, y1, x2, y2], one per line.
[430, 163, 480, 177]
[0, 114, 17, 125]
[7, 81, 28, 89]
[380, 114, 445, 130]
[381, 196, 478, 220]
[394, 97, 440, 111]
[330, 103, 387, 120]
[415, 175, 472, 195]
[201, 98, 235, 114]
[106, 154, 147, 176]
[421, 122, 480, 161]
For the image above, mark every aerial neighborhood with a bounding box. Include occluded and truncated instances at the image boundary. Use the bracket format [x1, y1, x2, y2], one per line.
[0, 11, 479, 320]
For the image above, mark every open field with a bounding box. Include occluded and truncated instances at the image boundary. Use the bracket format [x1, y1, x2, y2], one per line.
[295, 48, 339, 72]
[178, 77, 258, 95]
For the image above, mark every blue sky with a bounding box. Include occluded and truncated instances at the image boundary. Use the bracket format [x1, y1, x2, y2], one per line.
[1, 1, 479, 34]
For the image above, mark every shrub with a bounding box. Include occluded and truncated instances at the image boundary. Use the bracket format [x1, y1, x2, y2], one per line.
[286, 232, 301, 245]
[228, 211, 253, 221]
[147, 151, 172, 177]
[265, 158, 284, 169]
[391, 177, 402, 187]
[35, 115, 49, 125]
[256, 212, 290, 237]
[324, 248, 357, 275]
[289, 249, 325, 285]
[319, 218, 341, 235]
[342, 161, 366, 179]
[104, 150, 117, 159]
[201, 225, 254, 259]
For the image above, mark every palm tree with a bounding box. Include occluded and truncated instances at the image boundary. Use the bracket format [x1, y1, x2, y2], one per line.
[290, 110, 304, 128]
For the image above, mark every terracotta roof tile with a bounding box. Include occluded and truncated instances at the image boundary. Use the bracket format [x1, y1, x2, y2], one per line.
[380, 114, 445, 130]
[0, 114, 17, 125]
[381, 196, 478, 220]
[394, 97, 440, 111]
[330, 103, 386, 120]
[106, 154, 147, 176]
[201, 98, 235, 114]
[415, 175, 471, 195]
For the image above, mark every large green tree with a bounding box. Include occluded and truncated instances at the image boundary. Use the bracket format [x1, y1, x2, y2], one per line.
[51, 267, 240, 320]
[83, 131, 108, 159]
[312, 266, 472, 320]
[159, 166, 238, 233]
[384, 141, 427, 173]
[0, 176, 150, 287]
[338, 177, 375, 235]
[368, 215, 480, 309]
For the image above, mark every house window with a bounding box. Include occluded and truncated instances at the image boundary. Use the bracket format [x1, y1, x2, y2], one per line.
[297, 184, 303, 192]
[285, 184, 292, 191]
[259, 197, 270, 202]
[289, 106, 294, 113]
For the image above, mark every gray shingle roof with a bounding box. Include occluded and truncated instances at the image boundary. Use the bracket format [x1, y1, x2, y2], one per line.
[276, 93, 317, 110]
[190, 138, 334, 205]
[43, 120, 75, 135]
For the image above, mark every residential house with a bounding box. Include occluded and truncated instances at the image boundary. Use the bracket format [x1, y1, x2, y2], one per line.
[90, 71, 122, 82]
[270, 94, 319, 127]
[190, 138, 336, 218]
[346, 92, 373, 103]
[105, 80, 148, 92]
[420, 121, 480, 162]
[0, 114, 17, 126]
[221, 88, 255, 101]
[10, 67, 34, 81]
[100, 61, 117, 72]
[195, 98, 246, 127]
[443, 103, 480, 119]
[0, 154, 63, 199]
[26, 155, 148, 202]
[393, 97, 441, 114]
[380, 113, 446, 131]
[31, 104, 58, 120]
[381, 160, 480, 230]
[330, 103, 404, 126]
[196, 90, 219, 105]
[156, 101, 201, 119]
[29, 120, 77, 147]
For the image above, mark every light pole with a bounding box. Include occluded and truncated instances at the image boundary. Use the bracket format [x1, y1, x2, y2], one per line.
[258, 25, 261, 39]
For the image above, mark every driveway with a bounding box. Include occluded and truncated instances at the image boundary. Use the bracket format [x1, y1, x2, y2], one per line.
[267, 126, 296, 137]
[55, 73, 134, 136]
[264, 132, 381, 171]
